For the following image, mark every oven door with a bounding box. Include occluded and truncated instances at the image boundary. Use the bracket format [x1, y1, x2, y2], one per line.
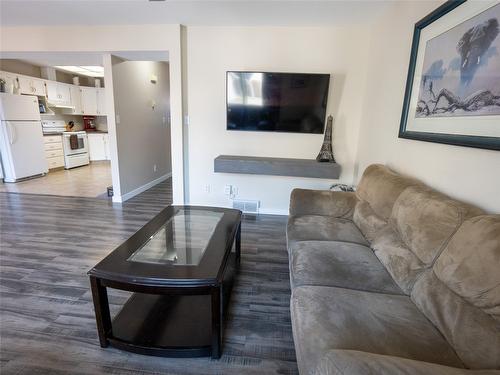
[63, 133, 88, 155]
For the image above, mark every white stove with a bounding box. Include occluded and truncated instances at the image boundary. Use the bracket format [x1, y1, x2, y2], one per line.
[62, 131, 90, 169]
[42, 120, 66, 134]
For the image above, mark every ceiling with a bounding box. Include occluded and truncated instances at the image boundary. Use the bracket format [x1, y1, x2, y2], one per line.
[0, 0, 393, 27]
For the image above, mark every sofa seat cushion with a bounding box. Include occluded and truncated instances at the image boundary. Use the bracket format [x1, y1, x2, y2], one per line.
[287, 215, 369, 248]
[289, 241, 402, 295]
[313, 350, 499, 375]
[291, 286, 464, 375]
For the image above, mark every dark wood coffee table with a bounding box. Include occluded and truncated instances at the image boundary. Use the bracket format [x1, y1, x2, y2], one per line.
[88, 205, 241, 359]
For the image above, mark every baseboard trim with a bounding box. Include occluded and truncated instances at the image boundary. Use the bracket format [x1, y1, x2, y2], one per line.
[112, 172, 172, 203]
[258, 208, 289, 216]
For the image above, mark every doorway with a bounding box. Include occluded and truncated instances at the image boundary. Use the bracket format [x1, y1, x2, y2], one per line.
[0, 58, 113, 199]
[0, 53, 174, 203]
[104, 56, 172, 203]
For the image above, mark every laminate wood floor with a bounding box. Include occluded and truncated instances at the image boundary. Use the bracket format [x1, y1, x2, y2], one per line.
[0, 161, 112, 199]
[0, 179, 297, 375]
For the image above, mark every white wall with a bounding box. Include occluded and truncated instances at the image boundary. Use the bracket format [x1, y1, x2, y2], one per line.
[4, 18, 498, 213]
[110, 59, 171, 199]
[356, 1, 500, 213]
[184, 26, 370, 214]
[0, 25, 185, 204]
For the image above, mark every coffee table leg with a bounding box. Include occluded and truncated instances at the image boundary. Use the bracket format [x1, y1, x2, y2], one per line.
[90, 276, 112, 348]
[211, 285, 223, 359]
[236, 222, 241, 266]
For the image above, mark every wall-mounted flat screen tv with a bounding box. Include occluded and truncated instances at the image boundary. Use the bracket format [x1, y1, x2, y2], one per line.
[226, 71, 330, 134]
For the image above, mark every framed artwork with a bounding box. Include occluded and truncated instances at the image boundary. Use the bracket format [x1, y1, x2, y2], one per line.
[399, 0, 500, 150]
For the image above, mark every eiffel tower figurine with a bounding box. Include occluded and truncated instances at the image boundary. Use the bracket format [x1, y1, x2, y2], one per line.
[316, 115, 336, 163]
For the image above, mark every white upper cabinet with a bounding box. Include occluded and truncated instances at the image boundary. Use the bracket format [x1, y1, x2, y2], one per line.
[58, 84, 71, 105]
[69, 85, 83, 115]
[46, 81, 71, 106]
[0, 70, 106, 115]
[17, 77, 30, 94]
[45, 80, 58, 101]
[18, 76, 46, 96]
[0, 71, 19, 93]
[32, 79, 46, 96]
[81, 87, 107, 116]
[81, 87, 98, 115]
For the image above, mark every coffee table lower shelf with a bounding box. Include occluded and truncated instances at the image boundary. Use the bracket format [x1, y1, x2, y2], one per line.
[108, 292, 213, 358]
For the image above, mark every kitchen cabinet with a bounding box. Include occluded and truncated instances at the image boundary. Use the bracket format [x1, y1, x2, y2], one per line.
[0, 70, 107, 116]
[0, 71, 19, 93]
[81, 87, 107, 116]
[81, 87, 98, 115]
[45, 81, 57, 101]
[87, 133, 110, 161]
[46, 81, 71, 106]
[33, 79, 47, 96]
[96, 88, 106, 116]
[18, 76, 46, 96]
[43, 135, 64, 169]
[69, 85, 83, 115]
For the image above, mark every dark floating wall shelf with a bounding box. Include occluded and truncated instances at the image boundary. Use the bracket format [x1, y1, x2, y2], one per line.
[214, 155, 341, 179]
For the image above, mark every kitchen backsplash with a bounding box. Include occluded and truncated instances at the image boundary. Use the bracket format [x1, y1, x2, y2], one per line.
[40, 113, 107, 132]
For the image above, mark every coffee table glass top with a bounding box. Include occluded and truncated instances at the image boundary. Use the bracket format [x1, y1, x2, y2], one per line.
[127, 209, 224, 266]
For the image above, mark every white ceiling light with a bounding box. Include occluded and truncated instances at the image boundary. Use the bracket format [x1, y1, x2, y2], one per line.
[54, 65, 104, 77]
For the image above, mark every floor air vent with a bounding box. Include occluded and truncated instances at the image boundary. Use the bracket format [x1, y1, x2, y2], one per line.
[232, 199, 259, 214]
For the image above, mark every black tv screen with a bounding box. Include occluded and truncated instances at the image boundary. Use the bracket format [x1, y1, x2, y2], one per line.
[226, 71, 330, 134]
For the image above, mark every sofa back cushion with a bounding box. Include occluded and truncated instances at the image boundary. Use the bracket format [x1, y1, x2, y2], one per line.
[390, 186, 483, 265]
[411, 215, 500, 369]
[354, 164, 419, 241]
[434, 215, 500, 319]
[372, 185, 483, 294]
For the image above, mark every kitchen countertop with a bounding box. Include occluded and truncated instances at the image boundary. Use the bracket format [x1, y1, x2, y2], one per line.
[85, 130, 108, 134]
[43, 130, 108, 136]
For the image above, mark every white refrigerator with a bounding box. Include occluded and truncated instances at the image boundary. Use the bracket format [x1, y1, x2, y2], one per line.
[0, 93, 48, 182]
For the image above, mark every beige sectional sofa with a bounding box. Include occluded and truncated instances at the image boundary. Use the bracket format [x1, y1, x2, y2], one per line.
[286, 164, 500, 375]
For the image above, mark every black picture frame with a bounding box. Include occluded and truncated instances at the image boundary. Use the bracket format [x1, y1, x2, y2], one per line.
[398, 0, 500, 151]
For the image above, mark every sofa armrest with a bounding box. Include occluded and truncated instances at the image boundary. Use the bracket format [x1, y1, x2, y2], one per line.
[313, 350, 496, 375]
[289, 189, 357, 218]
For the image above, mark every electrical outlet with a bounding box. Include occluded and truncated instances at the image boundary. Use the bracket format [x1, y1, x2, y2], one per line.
[153, 164, 157, 172]
[224, 185, 232, 196]
[205, 184, 211, 193]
